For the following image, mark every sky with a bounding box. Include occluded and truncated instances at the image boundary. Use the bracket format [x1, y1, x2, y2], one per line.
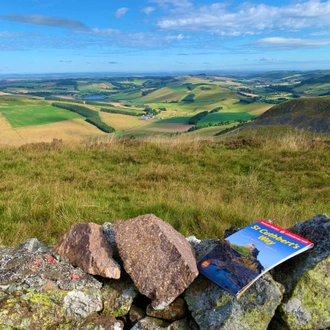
[1, 0, 330, 74]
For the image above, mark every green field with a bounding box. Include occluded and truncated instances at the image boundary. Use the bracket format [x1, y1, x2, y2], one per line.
[0, 105, 81, 128]
[155, 116, 191, 124]
[197, 112, 256, 126]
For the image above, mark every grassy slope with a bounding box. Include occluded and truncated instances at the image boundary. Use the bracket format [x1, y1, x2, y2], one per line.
[0, 105, 81, 128]
[0, 134, 329, 246]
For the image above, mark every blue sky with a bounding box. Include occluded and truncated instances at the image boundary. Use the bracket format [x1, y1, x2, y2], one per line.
[1, 0, 330, 74]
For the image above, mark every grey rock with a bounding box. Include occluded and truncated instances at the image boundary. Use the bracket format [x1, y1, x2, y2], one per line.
[131, 316, 170, 330]
[103, 222, 119, 258]
[14, 237, 52, 253]
[146, 297, 186, 322]
[189, 238, 220, 262]
[64, 290, 103, 319]
[167, 318, 191, 330]
[78, 314, 125, 330]
[0, 240, 103, 329]
[114, 214, 199, 310]
[184, 273, 283, 330]
[100, 275, 138, 317]
[271, 213, 330, 329]
[53, 222, 121, 279]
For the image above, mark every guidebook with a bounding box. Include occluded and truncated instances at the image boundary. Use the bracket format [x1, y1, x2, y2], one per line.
[198, 220, 313, 298]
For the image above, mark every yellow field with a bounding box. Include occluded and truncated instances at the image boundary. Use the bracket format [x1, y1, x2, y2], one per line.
[100, 112, 144, 131]
[0, 118, 107, 146]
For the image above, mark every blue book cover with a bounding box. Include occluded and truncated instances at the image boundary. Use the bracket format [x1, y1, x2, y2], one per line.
[198, 220, 313, 297]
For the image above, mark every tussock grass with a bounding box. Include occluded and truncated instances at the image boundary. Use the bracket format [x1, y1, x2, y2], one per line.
[0, 132, 329, 246]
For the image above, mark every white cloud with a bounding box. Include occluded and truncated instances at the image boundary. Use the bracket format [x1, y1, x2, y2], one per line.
[156, 0, 330, 36]
[114, 7, 129, 18]
[141, 7, 156, 15]
[259, 57, 277, 62]
[0, 15, 88, 30]
[254, 37, 330, 49]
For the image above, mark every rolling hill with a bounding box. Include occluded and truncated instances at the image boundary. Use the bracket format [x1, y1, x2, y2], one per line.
[246, 96, 330, 133]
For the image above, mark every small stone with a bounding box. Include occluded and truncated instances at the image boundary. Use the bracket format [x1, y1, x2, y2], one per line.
[129, 305, 146, 326]
[167, 318, 191, 330]
[114, 214, 199, 310]
[146, 297, 186, 322]
[53, 222, 121, 279]
[131, 316, 170, 330]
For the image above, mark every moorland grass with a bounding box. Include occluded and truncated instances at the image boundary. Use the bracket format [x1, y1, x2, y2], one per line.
[0, 133, 329, 247]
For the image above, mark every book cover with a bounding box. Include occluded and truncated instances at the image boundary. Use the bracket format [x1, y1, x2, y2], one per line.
[198, 220, 313, 297]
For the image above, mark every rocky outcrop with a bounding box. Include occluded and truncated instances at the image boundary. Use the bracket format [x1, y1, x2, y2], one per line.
[114, 214, 199, 310]
[270, 213, 330, 329]
[0, 213, 329, 329]
[53, 222, 121, 279]
[184, 273, 283, 330]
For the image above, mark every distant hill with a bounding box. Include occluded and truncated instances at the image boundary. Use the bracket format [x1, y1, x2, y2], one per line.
[247, 96, 330, 133]
[297, 74, 330, 87]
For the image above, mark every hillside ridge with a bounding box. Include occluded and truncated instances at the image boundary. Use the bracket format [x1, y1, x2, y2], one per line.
[247, 96, 330, 133]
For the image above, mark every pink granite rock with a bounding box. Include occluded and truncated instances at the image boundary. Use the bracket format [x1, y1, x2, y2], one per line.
[114, 214, 198, 310]
[53, 222, 120, 279]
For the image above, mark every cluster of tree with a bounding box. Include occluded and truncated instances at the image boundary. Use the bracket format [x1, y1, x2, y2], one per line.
[25, 92, 52, 97]
[210, 107, 223, 113]
[141, 77, 177, 89]
[266, 85, 294, 93]
[188, 111, 209, 125]
[182, 94, 195, 102]
[51, 102, 115, 133]
[238, 97, 258, 104]
[85, 117, 115, 133]
[144, 106, 160, 116]
[100, 108, 139, 116]
[188, 121, 229, 132]
[56, 79, 78, 91]
[141, 89, 156, 96]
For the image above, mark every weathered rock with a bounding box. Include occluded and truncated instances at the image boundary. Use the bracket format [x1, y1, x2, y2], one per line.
[270, 213, 330, 330]
[100, 275, 138, 317]
[167, 318, 192, 330]
[0, 238, 103, 328]
[114, 214, 199, 310]
[146, 297, 186, 322]
[184, 273, 283, 330]
[129, 305, 147, 326]
[78, 314, 125, 330]
[131, 316, 170, 330]
[103, 222, 119, 258]
[188, 238, 220, 262]
[53, 222, 121, 279]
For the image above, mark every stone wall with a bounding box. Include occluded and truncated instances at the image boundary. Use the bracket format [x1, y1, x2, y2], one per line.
[0, 213, 329, 330]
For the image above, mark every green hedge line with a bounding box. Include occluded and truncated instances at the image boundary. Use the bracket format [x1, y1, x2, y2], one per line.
[85, 117, 115, 133]
[51, 102, 115, 133]
[188, 111, 209, 125]
[100, 108, 140, 116]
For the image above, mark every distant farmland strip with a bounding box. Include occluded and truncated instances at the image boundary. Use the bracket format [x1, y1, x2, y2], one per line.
[100, 108, 140, 116]
[51, 102, 115, 133]
[198, 112, 256, 126]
